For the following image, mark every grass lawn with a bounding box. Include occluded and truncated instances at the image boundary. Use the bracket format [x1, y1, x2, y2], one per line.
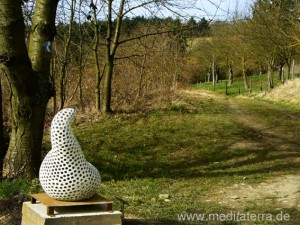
[72, 89, 299, 224]
[195, 74, 285, 96]
[1, 86, 299, 224]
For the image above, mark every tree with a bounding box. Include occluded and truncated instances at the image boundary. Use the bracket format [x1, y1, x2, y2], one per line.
[0, 0, 58, 178]
[249, 0, 298, 86]
[90, 0, 103, 111]
[186, 17, 197, 37]
[101, 0, 125, 113]
[58, 0, 76, 110]
[0, 75, 4, 177]
[185, 17, 210, 37]
[211, 22, 237, 86]
[75, 0, 87, 107]
[100, 0, 202, 113]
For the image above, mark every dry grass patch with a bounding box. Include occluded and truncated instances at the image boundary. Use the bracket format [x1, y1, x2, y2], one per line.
[263, 78, 300, 104]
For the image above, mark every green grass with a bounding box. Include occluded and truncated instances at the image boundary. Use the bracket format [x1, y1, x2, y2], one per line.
[0, 178, 42, 200]
[2, 87, 299, 224]
[233, 98, 300, 135]
[75, 99, 247, 181]
[71, 92, 300, 223]
[195, 74, 284, 96]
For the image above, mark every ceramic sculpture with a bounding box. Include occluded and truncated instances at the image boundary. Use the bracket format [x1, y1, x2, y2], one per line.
[39, 108, 101, 201]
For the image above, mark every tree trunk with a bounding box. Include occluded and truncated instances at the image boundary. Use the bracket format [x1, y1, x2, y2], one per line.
[281, 67, 285, 83]
[243, 70, 249, 89]
[77, 0, 84, 107]
[242, 56, 249, 89]
[279, 62, 284, 83]
[259, 63, 262, 76]
[78, 49, 84, 107]
[136, 53, 147, 99]
[207, 67, 211, 82]
[59, 0, 76, 109]
[0, 0, 58, 178]
[102, 0, 125, 113]
[102, 57, 114, 113]
[267, 61, 274, 90]
[94, 55, 101, 111]
[228, 63, 233, 85]
[287, 62, 291, 80]
[50, 57, 57, 113]
[212, 54, 215, 84]
[0, 75, 5, 177]
[59, 65, 66, 109]
[211, 64, 215, 84]
[215, 64, 220, 83]
[91, 0, 102, 111]
[291, 59, 295, 80]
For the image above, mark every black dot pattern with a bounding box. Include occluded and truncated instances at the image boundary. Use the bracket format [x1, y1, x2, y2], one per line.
[39, 108, 101, 201]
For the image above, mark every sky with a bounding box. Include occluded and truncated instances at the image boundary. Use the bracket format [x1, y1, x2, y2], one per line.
[129, 0, 253, 21]
[55, 0, 253, 23]
[189, 0, 252, 20]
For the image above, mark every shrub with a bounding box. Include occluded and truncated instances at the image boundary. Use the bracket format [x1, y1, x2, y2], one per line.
[0, 178, 42, 200]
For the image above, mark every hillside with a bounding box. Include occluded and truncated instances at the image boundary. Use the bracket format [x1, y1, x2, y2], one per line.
[263, 78, 300, 104]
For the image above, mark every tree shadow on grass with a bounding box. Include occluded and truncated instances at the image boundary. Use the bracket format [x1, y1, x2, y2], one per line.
[92, 120, 300, 181]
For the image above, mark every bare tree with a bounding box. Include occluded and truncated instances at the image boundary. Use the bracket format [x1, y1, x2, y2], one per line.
[0, 74, 4, 177]
[245, 0, 298, 88]
[89, 0, 103, 111]
[98, 0, 204, 112]
[56, 0, 77, 110]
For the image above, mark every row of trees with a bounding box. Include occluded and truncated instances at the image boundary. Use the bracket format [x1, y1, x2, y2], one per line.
[191, 0, 300, 90]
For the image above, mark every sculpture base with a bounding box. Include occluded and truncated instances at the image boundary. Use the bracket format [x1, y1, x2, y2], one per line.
[21, 194, 122, 225]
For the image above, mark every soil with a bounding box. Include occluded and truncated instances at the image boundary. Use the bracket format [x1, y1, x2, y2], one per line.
[203, 174, 300, 211]
[207, 98, 300, 211]
[0, 197, 22, 225]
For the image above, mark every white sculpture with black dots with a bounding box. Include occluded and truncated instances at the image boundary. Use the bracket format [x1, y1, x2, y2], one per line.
[39, 108, 101, 201]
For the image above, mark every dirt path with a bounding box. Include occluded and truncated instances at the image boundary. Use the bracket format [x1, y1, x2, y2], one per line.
[204, 97, 300, 211]
[228, 98, 300, 152]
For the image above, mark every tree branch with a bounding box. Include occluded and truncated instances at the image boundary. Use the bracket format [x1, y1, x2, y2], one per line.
[118, 28, 177, 45]
[115, 53, 147, 60]
[123, 0, 161, 16]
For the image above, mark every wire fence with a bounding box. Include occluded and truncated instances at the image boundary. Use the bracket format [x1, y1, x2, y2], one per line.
[196, 74, 300, 96]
